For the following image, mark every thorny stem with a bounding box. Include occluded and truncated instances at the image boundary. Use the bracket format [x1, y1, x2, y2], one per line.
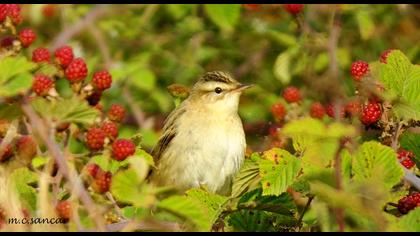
[20, 101, 107, 231]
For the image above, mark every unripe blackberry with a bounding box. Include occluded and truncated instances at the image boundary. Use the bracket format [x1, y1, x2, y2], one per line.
[32, 74, 54, 96]
[85, 127, 106, 151]
[93, 170, 112, 193]
[101, 121, 118, 139]
[112, 139, 135, 161]
[397, 192, 420, 214]
[326, 104, 345, 118]
[345, 100, 362, 117]
[16, 135, 37, 163]
[350, 60, 369, 81]
[360, 102, 382, 125]
[310, 102, 325, 119]
[32, 47, 51, 63]
[54, 45, 74, 68]
[65, 58, 88, 83]
[56, 200, 71, 222]
[92, 70, 112, 91]
[270, 103, 286, 121]
[19, 28, 36, 48]
[284, 4, 304, 15]
[0, 138, 13, 162]
[282, 86, 301, 103]
[108, 104, 125, 122]
[380, 49, 394, 64]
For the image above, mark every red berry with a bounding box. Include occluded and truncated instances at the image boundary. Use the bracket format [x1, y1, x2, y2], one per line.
[92, 70, 112, 91]
[360, 102, 382, 125]
[1, 36, 15, 48]
[284, 4, 304, 15]
[401, 159, 415, 169]
[87, 91, 102, 106]
[32, 47, 51, 63]
[326, 104, 345, 118]
[85, 163, 101, 178]
[345, 100, 362, 117]
[350, 60, 369, 81]
[270, 103, 286, 121]
[32, 74, 54, 96]
[18, 28, 36, 48]
[282, 86, 301, 103]
[56, 200, 71, 221]
[380, 49, 394, 64]
[54, 45, 74, 68]
[85, 127, 106, 151]
[310, 102, 325, 119]
[397, 192, 420, 214]
[108, 104, 126, 122]
[101, 121, 118, 139]
[1, 4, 22, 25]
[16, 135, 37, 161]
[0, 138, 13, 162]
[397, 149, 416, 169]
[42, 4, 56, 18]
[268, 123, 282, 137]
[93, 170, 112, 193]
[242, 4, 261, 11]
[65, 58, 88, 83]
[112, 139, 135, 161]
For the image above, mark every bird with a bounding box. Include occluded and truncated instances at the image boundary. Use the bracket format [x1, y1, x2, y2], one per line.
[149, 71, 252, 196]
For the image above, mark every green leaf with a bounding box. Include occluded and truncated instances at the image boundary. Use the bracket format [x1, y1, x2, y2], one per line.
[266, 30, 297, 47]
[273, 50, 291, 85]
[0, 56, 37, 83]
[129, 68, 156, 91]
[395, 208, 420, 232]
[314, 52, 329, 72]
[36, 63, 59, 77]
[0, 72, 32, 97]
[356, 10, 374, 40]
[238, 188, 296, 216]
[0, 103, 23, 120]
[231, 158, 261, 198]
[400, 132, 420, 167]
[10, 167, 38, 211]
[166, 4, 195, 19]
[31, 156, 49, 169]
[228, 210, 277, 232]
[259, 148, 301, 196]
[110, 168, 156, 208]
[352, 141, 404, 189]
[204, 4, 240, 32]
[157, 195, 212, 231]
[186, 188, 227, 223]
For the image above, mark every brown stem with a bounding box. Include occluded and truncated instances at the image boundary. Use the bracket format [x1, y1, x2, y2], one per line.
[333, 138, 346, 232]
[297, 196, 314, 231]
[20, 101, 107, 231]
[122, 85, 154, 129]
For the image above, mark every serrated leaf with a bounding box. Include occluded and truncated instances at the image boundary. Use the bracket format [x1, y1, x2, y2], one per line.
[228, 210, 276, 232]
[238, 188, 296, 216]
[0, 56, 37, 83]
[157, 195, 211, 231]
[259, 148, 301, 196]
[110, 168, 156, 208]
[0, 73, 32, 97]
[186, 188, 227, 223]
[231, 158, 261, 198]
[356, 10, 374, 40]
[10, 167, 38, 211]
[204, 4, 240, 32]
[352, 141, 404, 189]
[273, 51, 291, 85]
[395, 208, 420, 232]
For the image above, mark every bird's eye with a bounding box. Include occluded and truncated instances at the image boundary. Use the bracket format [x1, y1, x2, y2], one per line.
[214, 87, 223, 94]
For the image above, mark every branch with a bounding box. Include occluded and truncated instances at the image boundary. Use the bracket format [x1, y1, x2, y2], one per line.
[20, 101, 107, 231]
[333, 138, 346, 232]
[297, 196, 314, 231]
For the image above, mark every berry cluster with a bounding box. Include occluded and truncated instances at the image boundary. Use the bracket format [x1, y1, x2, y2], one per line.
[397, 192, 420, 214]
[84, 163, 112, 194]
[397, 149, 416, 169]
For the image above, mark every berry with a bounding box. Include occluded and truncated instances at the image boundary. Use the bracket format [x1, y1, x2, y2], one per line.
[1, 36, 14, 48]
[0, 139, 13, 162]
[87, 91, 102, 106]
[92, 70, 112, 91]
[310, 102, 325, 119]
[16, 135, 37, 162]
[112, 139, 135, 161]
[32, 47, 51, 63]
[270, 103, 286, 121]
[242, 4, 261, 11]
[0, 4, 22, 25]
[268, 123, 282, 137]
[282, 86, 301, 103]
[101, 121, 118, 139]
[108, 104, 126, 122]
[380, 49, 394, 64]
[42, 4, 56, 18]
[326, 104, 345, 118]
[85, 163, 101, 178]
[397, 149, 416, 169]
[345, 100, 361, 117]
[56, 200, 71, 222]
[85, 127, 106, 151]
[397, 192, 420, 214]
[32, 74, 54, 96]
[54, 45, 74, 68]
[284, 4, 304, 15]
[65, 58, 88, 83]
[350, 60, 369, 81]
[93, 170, 112, 193]
[18, 28, 36, 48]
[360, 102, 382, 125]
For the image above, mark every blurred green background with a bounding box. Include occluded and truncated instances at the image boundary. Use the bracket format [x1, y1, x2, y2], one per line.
[20, 4, 420, 151]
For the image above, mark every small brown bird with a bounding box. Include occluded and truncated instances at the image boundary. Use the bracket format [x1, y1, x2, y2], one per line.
[149, 71, 252, 195]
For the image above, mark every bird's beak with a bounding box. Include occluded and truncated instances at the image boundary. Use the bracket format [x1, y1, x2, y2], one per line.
[233, 84, 254, 92]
